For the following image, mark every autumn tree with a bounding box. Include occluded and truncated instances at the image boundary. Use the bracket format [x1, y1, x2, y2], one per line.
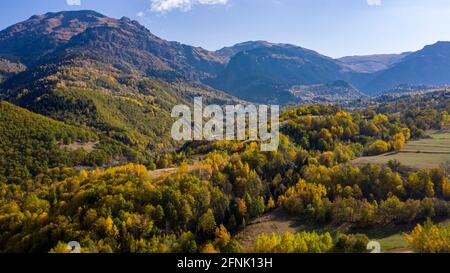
[366, 140, 390, 156]
[405, 220, 450, 253]
[198, 209, 217, 236]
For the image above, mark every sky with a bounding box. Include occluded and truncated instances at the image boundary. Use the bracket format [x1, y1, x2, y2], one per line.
[1, 0, 450, 58]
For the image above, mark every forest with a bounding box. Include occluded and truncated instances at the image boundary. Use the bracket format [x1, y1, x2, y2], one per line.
[0, 94, 449, 253]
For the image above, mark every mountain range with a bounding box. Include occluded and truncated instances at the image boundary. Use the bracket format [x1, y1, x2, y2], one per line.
[209, 42, 348, 104]
[0, 10, 238, 161]
[211, 40, 450, 99]
[337, 52, 411, 74]
[1, 10, 450, 109]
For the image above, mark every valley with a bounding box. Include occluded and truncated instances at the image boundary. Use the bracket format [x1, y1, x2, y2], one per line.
[0, 10, 449, 254]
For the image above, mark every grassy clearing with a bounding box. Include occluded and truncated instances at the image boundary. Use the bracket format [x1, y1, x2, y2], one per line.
[353, 131, 450, 169]
[365, 226, 413, 253]
[376, 233, 410, 253]
[236, 208, 449, 253]
[369, 219, 450, 253]
[235, 208, 412, 253]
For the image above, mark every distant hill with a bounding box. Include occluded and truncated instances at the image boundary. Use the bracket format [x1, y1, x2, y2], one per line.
[289, 80, 365, 103]
[374, 88, 450, 104]
[210, 43, 350, 104]
[338, 53, 410, 73]
[364, 42, 450, 94]
[382, 84, 438, 95]
[213, 40, 450, 99]
[0, 57, 25, 83]
[215, 40, 276, 61]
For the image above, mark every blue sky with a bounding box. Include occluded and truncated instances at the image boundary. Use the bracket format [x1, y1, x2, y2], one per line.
[1, 0, 450, 58]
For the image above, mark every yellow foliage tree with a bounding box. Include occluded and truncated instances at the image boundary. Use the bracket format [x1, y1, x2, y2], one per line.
[442, 177, 450, 199]
[200, 243, 219, 253]
[267, 197, 276, 211]
[214, 225, 231, 249]
[404, 221, 450, 253]
[254, 232, 333, 253]
[105, 216, 119, 238]
[392, 133, 406, 152]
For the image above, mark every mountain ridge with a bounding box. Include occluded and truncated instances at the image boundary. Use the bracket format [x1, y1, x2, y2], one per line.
[0, 10, 240, 160]
[364, 41, 450, 94]
[1, 10, 450, 105]
[209, 42, 364, 103]
[0, 10, 227, 82]
[337, 52, 411, 73]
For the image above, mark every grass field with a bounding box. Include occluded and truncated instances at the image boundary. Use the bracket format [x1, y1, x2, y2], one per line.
[236, 131, 450, 253]
[376, 233, 411, 253]
[353, 131, 450, 169]
[236, 209, 449, 253]
[368, 219, 450, 253]
[235, 208, 411, 252]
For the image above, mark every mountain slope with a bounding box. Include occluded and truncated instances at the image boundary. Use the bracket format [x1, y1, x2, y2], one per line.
[338, 53, 410, 73]
[214, 40, 450, 99]
[0, 11, 116, 65]
[0, 57, 25, 83]
[365, 42, 450, 94]
[0, 54, 236, 152]
[0, 100, 138, 183]
[289, 80, 365, 103]
[0, 10, 226, 81]
[215, 40, 275, 61]
[0, 10, 239, 156]
[210, 44, 351, 103]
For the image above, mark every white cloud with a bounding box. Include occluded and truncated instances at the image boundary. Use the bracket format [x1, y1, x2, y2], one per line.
[136, 11, 145, 17]
[66, 0, 81, 6]
[367, 0, 381, 6]
[151, 0, 228, 13]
